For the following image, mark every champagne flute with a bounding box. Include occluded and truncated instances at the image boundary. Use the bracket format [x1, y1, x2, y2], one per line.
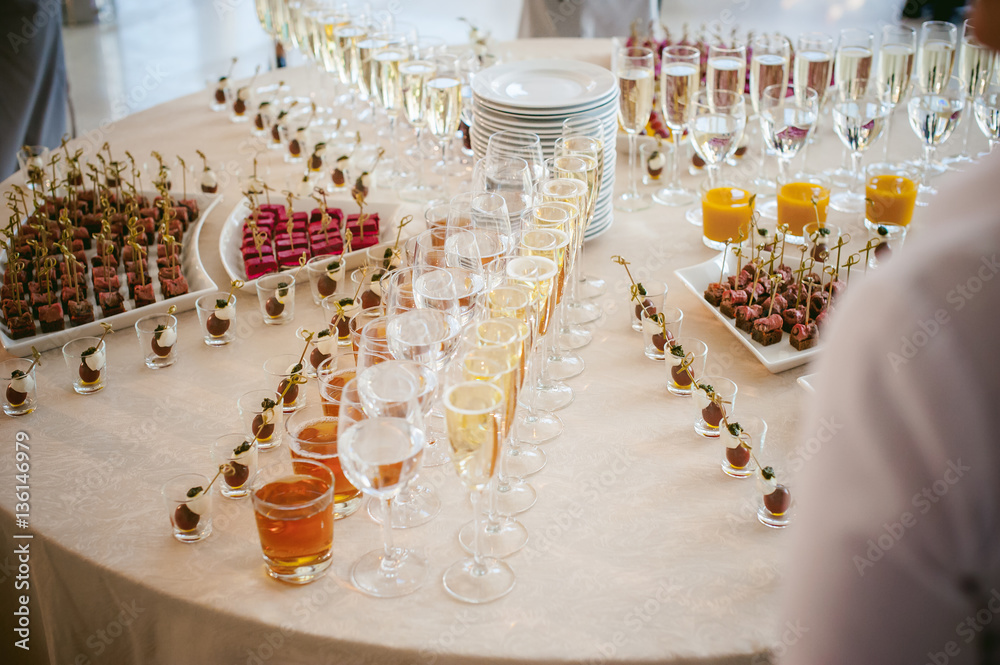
[877, 25, 916, 164]
[917, 21, 958, 94]
[750, 34, 790, 193]
[507, 255, 562, 444]
[829, 79, 890, 213]
[826, 29, 874, 187]
[337, 377, 427, 598]
[707, 43, 747, 97]
[399, 56, 439, 202]
[373, 32, 411, 187]
[614, 46, 654, 212]
[974, 85, 1000, 152]
[426, 55, 463, 196]
[560, 116, 608, 300]
[686, 89, 746, 226]
[795, 32, 833, 167]
[949, 20, 995, 163]
[654, 45, 700, 206]
[442, 379, 514, 603]
[908, 75, 964, 205]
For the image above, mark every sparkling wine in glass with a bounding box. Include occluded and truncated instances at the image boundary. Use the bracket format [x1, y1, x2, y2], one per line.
[794, 32, 833, 162]
[877, 25, 916, 163]
[760, 85, 818, 185]
[615, 46, 654, 212]
[654, 45, 700, 206]
[917, 21, 958, 95]
[707, 44, 747, 97]
[908, 75, 964, 204]
[829, 80, 890, 213]
[974, 86, 1000, 152]
[950, 20, 995, 163]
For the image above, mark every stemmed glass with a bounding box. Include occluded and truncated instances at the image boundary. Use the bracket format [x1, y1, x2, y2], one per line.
[426, 55, 464, 196]
[829, 80, 890, 213]
[827, 29, 874, 187]
[486, 131, 546, 186]
[706, 43, 747, 96]
[472, 156, 535, 229]
[561, 116, 608, 299]
[749, 34, 790, 193]
[372, 32, 411, 187]
[794, 32, 833, 162]
[908, 75, 964, 205]
[758, 85, 819, 218]
[614, 46, 655, 212]
[507, 255, 562, 444]
[974, 86, 1000, 152]
[337, 376, 427, 597]
[399, 56, 439, 202]
[877, 25, 916, 164]
[654, 45, 700, 206]
[359, 359, 442, 529]
[949, 20, 995, 164]
[685, 89, 746, 226]
[442, 378, 514, 603]
[914, 20, 958, 176]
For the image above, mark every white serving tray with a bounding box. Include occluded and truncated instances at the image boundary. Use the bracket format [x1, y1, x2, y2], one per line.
[1, 193, 222, 356]
[674, 251, 821, 374]
[218, 198, 405, 289]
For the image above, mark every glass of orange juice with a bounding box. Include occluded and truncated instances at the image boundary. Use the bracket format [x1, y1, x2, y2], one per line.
[864, 163, 918, 231]
[700, 180, 756, 250]
[775, 174, 830, 244]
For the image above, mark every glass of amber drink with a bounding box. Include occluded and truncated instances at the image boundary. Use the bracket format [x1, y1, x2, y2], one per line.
[864, 163, 918, 231]
[317, 358, 358, 418]
[701, 180, 755, 250]
[251, 458, 335, 584]
[285, 404, 363, 519]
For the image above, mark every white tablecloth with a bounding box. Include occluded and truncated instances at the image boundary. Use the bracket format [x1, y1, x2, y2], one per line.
[0, 37, 969, 665]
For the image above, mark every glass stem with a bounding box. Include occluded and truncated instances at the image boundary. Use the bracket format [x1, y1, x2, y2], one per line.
[669, 128, 683, 189]
[389, 115, 399, 176]
[882, 104, 895, 163]
[777, 157, 789, 188]
[627, 133, 639, 198]
[921, 145, 935, 188]
[706, 164, 720, 190]
[471, 487, 487, 570]
[960, 98, 973, 157]
[380, 497, 397, 568]
[850, 151, 863, 198]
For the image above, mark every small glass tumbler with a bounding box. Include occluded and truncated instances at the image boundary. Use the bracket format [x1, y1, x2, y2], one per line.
[306, 330, 338, 377]
[757, 469, 792, 528]
[2, 358, 37, 416]
[317, 362, 357, 418]
[692, 375, 737, 437]
[721, 415, 767, 478]
[62, 337, 107, 395]
[666, 336, 707, 396]
[163, 472, 213, 543]
[629, 280, 668, 332]
[196, 293, 237, 346]
[263, 354, 308, 412]
[257, 272, 296, 325]
[867, 223, 907, 269]
[305, 254, 345, 305]
[803, 222, 842, 263]
[322, 295, 361, 346]
[641, 305, 683, 361]
[238, 389, 285, 451]
[213, 433, 258, 498]
[227, 86, 252, 123]
[286, 404, 364, 519]
[640, 139, 671, 185]
[135, 313, 178, 369]
[251, 458, 335, 583]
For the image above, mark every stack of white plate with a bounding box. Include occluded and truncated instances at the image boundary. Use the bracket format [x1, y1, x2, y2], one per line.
[471, 58, 619, 240]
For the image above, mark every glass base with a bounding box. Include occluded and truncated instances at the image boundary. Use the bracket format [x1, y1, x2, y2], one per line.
[546, 352, 585, 380]
[721, 460, 756, 478]
[443, 556, 515, 604]
[757, 506, 790, 528]
[557, 326, 592, 350]
[702, 235, 729, 250]
[615, 191, 650, 213]
[504, 445, 546, 477]
[144, 355, 177, 369]
[459, 517, 528, 558]
[334, 494, 364, 520]
[73, 379, 105, 395]
[915, 181, 936, 207]
[517, 409, 563, 444]
[828, 191, 865, 214]
[652, 185, 695, 206]
[685, 207, 703, 226]
[399, 182, 442, 203]
[421, 438, 450, 467]
[756, 197, 778, 220]
[3, 400, 35, 416]
[367, 483, 440, 528]
[173, 523, 212, 543]
[263, 550, 331, 584]
[666, 381, 694, 397]
[565, 301, 600, 325]
[824, 166, 853, 189]
[495, 478, 537, 515]
[577, 275, 606, 299]
[351, 548, 428, 598]
[528, 382, 573, 411]
[694, 418, 721, 438]
[753, 175, 776, 194]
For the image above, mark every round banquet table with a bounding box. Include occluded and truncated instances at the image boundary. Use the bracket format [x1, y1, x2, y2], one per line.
[0, 37, 958, 665]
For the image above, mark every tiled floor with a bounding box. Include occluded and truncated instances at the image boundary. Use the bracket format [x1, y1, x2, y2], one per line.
[62, 0, 910, 134]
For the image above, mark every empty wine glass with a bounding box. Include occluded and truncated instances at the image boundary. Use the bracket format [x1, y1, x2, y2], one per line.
[685, 89, 747, 226]
[486, 130, 545, 186]
[757, 85, 819, 218]
[337, 377, 427, 597]
[615, 46, 655, 212]
[471, 156, 535, 230]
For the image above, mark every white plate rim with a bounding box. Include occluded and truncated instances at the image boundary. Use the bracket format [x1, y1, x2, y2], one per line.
[472, 58, 617, 111]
